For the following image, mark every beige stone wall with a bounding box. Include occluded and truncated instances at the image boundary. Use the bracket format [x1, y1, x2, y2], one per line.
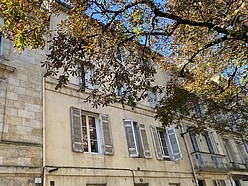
[0, 36, 45, 185]
[43, 75, 195, 186]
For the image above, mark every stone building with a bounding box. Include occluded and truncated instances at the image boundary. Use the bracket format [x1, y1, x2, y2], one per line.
[0, 17, 45, 185]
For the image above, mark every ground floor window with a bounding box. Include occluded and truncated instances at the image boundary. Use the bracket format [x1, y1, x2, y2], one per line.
[215, 180, 226, 186]
[234, 180, 241, 186]
[198, 180, 206, 186]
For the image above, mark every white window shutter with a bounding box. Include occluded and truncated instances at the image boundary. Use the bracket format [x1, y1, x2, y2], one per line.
[70, 107, 84, 152]
[100, 114, 114, 155]
[166, 128, 182, 161]
[224, 180, 232, 186]
[124, 120, 138, 157]
[139, 124, 152, 158]
[150, 126, 163, 160]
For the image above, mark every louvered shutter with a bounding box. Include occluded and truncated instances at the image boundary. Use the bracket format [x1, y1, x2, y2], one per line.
[139, 124, 151, 158]
[70, 107, 84, 152]
[124, 120, 138, 157]
[224, 180, 232, 186]
[166, 128, 182, 161]
[150, 126, 163, 160]
[100, 114, 114, 155]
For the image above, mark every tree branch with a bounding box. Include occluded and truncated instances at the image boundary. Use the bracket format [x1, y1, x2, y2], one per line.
[148, 1, 248, 42]
[180, 36, 229, 77]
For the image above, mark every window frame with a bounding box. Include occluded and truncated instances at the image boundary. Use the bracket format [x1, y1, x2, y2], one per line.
[0, 33, 4, 56]
[150, 126, 182, 161]
[77, 63, 95, 90]
[81, 111, 101, 154]
[147, 91, 158, 108]
[70, 107, 113, 154]
[157, 128, 170, 159]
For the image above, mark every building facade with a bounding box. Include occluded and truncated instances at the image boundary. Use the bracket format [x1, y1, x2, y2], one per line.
[0, 4, 248, 186]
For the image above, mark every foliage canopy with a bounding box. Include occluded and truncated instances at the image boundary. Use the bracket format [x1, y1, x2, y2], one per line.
[0, 0, 247, 137]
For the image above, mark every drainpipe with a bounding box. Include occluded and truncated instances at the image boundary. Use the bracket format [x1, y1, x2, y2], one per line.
[180, 119, 199, 186]
[42, 76, 46, 186]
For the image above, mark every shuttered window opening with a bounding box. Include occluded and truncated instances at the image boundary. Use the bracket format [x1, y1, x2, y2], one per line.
[77, 64, 95, 90]
[70, 107, 113, 154]
[150, 126, 182, 161]
[124, 120, 152, 158]
[0, 32, 4, 56]
[147, 91, 157, 108]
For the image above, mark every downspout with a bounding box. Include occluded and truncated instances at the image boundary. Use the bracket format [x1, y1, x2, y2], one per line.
[180, 119, 199, 186]
[42, 76, 46, 186]
[0, 77, 7, 141]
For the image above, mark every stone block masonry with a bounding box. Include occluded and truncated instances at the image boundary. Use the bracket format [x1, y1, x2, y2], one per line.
[0, 38, 45, 185]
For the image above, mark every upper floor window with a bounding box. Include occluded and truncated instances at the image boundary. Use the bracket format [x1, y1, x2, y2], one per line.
[123, 120, 152, 158]
[77, 63, 94, 90]
[189, 131, 204, 166]
[204, 131, 218, 154]
[70, 107, 113, 154]
[147, 91, 158, 108]
[194, 102, 203, 118]
[0, 32, 4, 56]
[150, 126, 182, 161]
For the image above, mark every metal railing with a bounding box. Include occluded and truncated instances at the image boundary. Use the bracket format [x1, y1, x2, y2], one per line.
[227, 162, 248, 170]
[191, 151, 228, 171]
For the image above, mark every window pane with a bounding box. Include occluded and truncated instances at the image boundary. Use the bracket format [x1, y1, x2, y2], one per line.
[82, 115, 88, 152]
[159, 130, 169, 157]
[90, 140, 98, 153]
[89, 116, 98, 152]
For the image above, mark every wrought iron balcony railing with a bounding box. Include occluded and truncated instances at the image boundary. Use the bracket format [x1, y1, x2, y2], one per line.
[227, 162, 248, 171]
[191, 151, 228, 171]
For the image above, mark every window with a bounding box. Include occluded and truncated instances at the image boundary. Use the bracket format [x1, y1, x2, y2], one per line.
[77, 64, 94, 89]
[204, 132, 218, 154]
[244, 141, 248, 153]
[222, 139, 233, 163]
[169, 184, 180, 186]
[150, 126, 182, 161]
[193, 102, 203, 118]
[117, 83, 128, 96]
[215, 180, 226, 186]
[234, 180, 241, 186]
[204, 132, 219, 167]
[0, 32, 4, 56]
[198, 180, 206, 186]
[50, 181, 55, 186]
[147, 91, 158, 108]
[123, 120, 151, 158]
[70, 107, 113, 154]
[157, 129, 170, 158]
[237, 143, 247, 166]
[189, 131, 204, 167]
